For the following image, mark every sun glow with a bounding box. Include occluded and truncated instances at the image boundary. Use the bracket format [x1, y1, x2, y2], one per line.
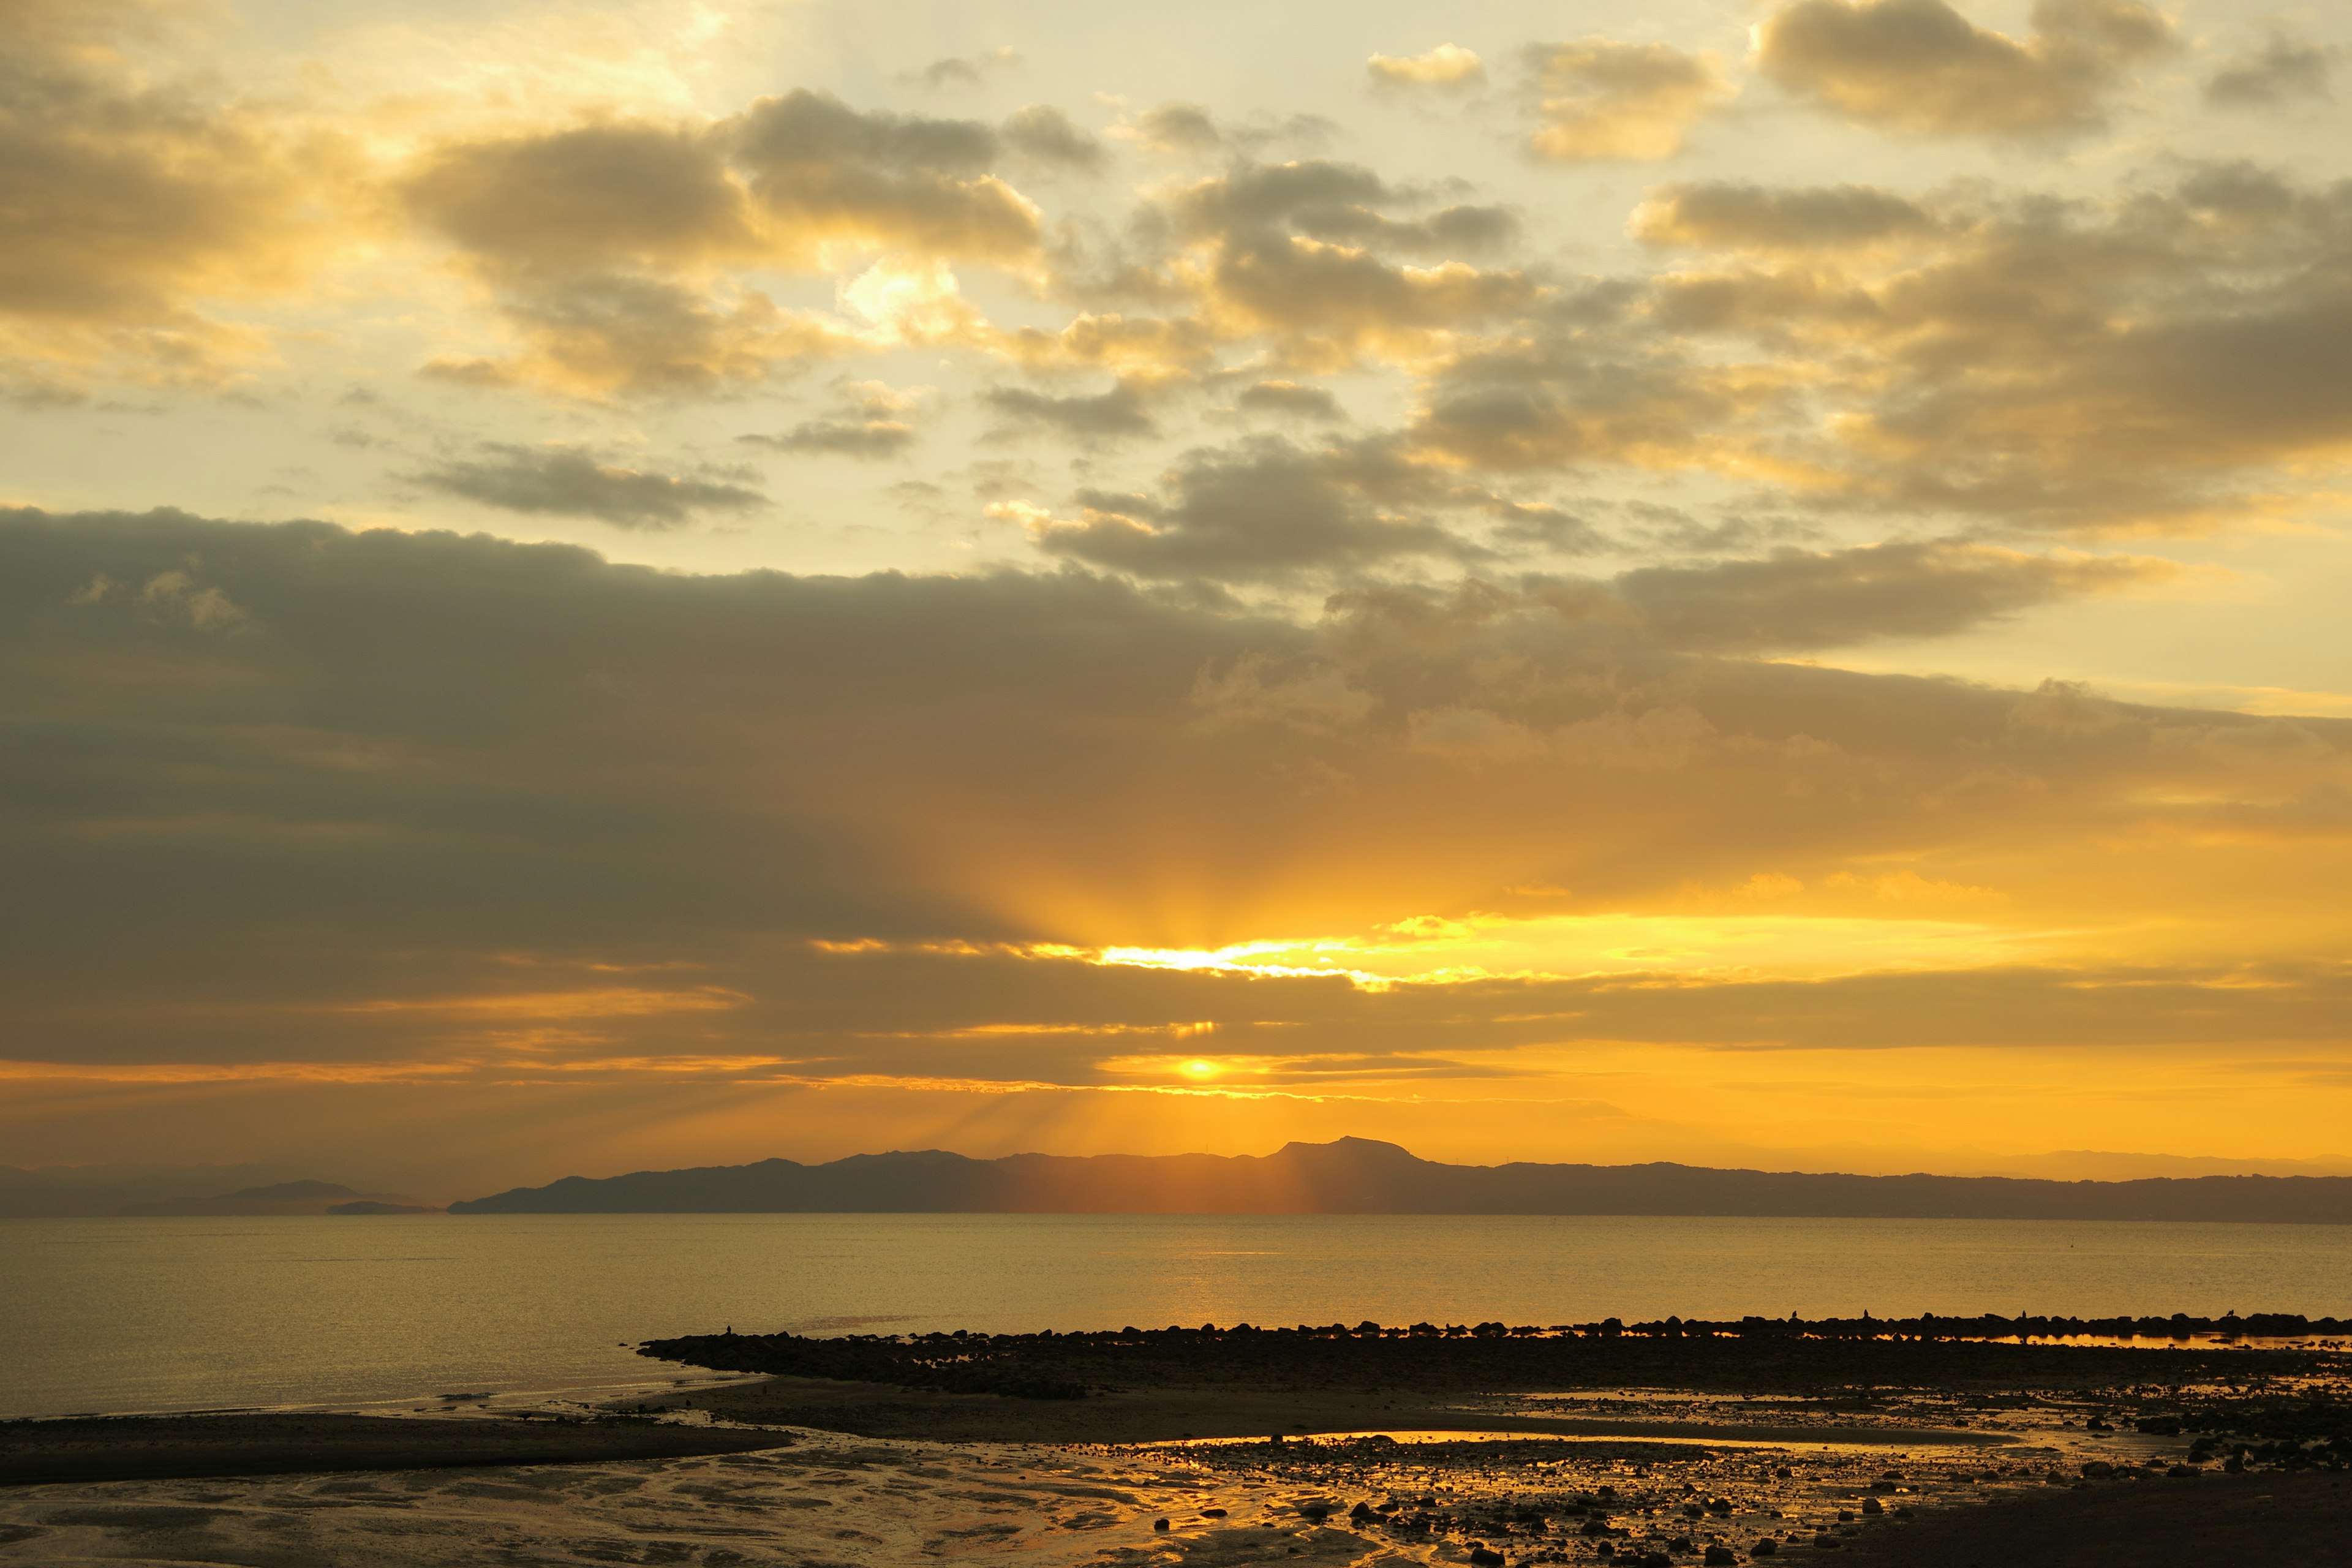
[1090, 909, 2075, 987]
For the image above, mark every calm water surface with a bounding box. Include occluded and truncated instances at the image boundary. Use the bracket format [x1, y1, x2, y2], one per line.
[6, 1213, 2350, 1417]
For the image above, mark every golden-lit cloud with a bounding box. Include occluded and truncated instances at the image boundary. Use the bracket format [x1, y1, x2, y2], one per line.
[396, 92, 1047, 394]
[1629, 182, 1940, 252]
[0, 0, 339, 396]
[6, 0, 2352, 1186]
[1367, 45, 1489, 94]
[1518, 40, 1729, 161]
[6, 507, 2345, 1088]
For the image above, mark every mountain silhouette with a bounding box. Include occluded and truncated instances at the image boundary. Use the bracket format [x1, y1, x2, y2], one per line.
[116, 1180, 421, 1216]
[448, 1137, 2352, 1222]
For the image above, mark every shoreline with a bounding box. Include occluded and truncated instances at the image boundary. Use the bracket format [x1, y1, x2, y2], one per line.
[0, 1413, 791, 1489]
[4, 1328, 2343, 1564]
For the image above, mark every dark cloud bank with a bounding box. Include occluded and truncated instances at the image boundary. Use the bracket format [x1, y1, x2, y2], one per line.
[3, 507, 2346, 1085]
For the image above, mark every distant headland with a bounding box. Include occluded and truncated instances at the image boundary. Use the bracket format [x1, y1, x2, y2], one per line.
[447, 1137, 2352, 1223]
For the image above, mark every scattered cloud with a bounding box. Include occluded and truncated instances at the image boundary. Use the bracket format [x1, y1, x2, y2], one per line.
[1518, 39, 1729, 160]
[1236, 380, 1345, 420]
[906, 47, 1021, 91]
[1630, 181, 1938, 251]
[984, 377, 1161, 441]
[1754, 0, 2175, 137]
[1368, 43, 1488, 93]
[1112, 102, 1226, 157]
[399, 93, 1039, 393]
[727, 91, 1039, 263]
[1001, 105, 1106, 172]
[746, 380, 925, 459]
[2205, 34, 2337, 110]
[0, 0, 333, 393]
[1144, 160, 1539, 364]
[414, 444, 767, 528]
[1028, 434, 1463, 579]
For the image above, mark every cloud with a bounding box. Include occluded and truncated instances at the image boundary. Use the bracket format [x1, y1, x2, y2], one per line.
[1612, 540, 2174, 650]
[1236, 381, 1344, 420]
[1140, 161, 1539, 365]
[1113, 103, 1226, 157]
[906, 47, 1021, 91]
[0, 0, 331, 393]
[1000, 105, 1106, 172]
[1368, 44, 1489, 93]
[4, 509, 2348, 1125]
[984, 377, 1160, 441]
[2205, 34, 2337, 110]
[401, 122, 755, 279]
[1630, 182, 1939, 252]
[746, 380, 925, 459]
[399, 93, 1041, 394]
[413, 444, 767, 528]
[1396, 165, 2352, 530]
[1027, 435, 1462, 579]
[1408, 300, 1774, 475]
[1518, 39, 1728, 160]
[1754, 0, 2175, 137]
[726, 90, 1040, 263]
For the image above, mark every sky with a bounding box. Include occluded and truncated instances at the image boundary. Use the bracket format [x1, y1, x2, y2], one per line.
[4, 0, 2352, 1199]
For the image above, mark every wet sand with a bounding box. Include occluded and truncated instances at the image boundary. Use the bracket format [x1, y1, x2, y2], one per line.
[651, 1374, 2011, 1449]
[0, 1413, 789, 1488]
[4, 1327, 2345, 1565]
[11, 1420, 2343, 1567]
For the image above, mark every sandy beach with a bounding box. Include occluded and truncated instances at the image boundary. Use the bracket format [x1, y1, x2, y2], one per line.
[6, 1324, 2345, 1566]
[4, 1412, 2343, 1567]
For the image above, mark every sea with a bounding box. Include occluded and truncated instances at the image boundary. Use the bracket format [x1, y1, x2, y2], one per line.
[7, 1212, 2351, 1419]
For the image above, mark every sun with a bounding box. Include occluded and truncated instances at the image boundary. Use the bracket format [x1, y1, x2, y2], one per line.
[1177, 1058, 1221, 1080]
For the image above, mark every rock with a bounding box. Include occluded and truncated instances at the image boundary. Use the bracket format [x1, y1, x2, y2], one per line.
[1153, 1518, 1170, 1532]
[1348, 1502, 1374, 1521]
[1202, 1507, 1228, 1517]
[1638, 1554, 1674, 1568]
[1706, 1548, 1740, 1566]
[1752, 1539, 1779, 1557]
[2166, 1464, 2198, 1478]
[1668, 1536, 1695, 1551]
[1860, 1499, 1882, 1516]
[1469, 1548, 1506, 1567]
[2080, 1461, 2114, 1479]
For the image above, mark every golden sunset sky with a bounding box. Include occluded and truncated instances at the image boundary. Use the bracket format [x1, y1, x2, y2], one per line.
[4, 0, 2351, 1197]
